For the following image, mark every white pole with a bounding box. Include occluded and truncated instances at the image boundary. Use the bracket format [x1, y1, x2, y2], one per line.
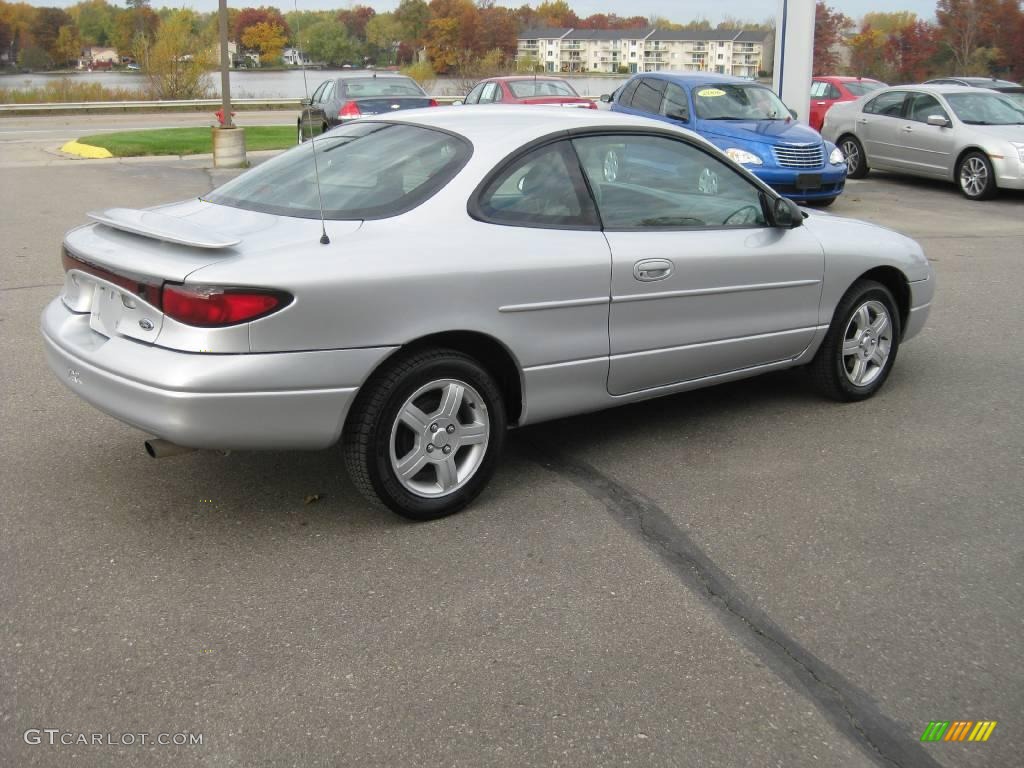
[773, 0, 816, 122]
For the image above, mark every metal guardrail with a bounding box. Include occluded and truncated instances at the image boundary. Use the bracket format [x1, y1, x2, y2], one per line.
[0, 96, 466, 113]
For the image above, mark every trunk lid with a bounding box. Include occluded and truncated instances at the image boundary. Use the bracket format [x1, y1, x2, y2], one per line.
[347, 97, 433, 116]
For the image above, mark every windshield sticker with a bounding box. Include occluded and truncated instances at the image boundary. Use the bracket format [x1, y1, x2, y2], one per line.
[698, 88, 727, 97]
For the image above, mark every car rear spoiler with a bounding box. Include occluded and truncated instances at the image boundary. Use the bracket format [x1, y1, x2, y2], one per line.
[87, 207, 241, 249]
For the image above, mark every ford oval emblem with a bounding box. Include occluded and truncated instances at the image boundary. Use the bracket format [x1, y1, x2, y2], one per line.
[139, 318, 154, 331]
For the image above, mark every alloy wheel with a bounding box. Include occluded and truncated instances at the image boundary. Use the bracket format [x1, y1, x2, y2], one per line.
[960, 156, 988, 198]
[841, 300, 893, 387]
[389, 378, 490, 498]
[841, 139, 860, 175]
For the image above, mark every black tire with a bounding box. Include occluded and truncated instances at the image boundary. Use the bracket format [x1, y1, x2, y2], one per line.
[343, 348, 507, 521]
[297, 121, 305, 144]
[956, 151, 997, 200]
[809, 279, 901, 402]
[806, 196, 837, 208]
[839, 135, 869, 179]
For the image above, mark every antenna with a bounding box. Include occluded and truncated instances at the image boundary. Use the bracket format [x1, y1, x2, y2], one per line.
[294, 0, 330, 245]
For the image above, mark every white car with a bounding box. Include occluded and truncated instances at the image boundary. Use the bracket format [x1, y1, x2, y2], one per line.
[822, 84, 1024, 199]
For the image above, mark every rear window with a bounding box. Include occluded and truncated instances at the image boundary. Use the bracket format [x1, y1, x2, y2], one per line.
[342, 78, 425, 98]
[844, 80, 885, 96]
[205, 122, 471, 220]
[508, 79, 577, 98]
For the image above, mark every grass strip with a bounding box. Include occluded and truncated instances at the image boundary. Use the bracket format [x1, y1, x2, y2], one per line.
[76, 126, 294, 157]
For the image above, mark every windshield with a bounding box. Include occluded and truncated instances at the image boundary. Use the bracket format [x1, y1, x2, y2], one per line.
[694, 84, 791, 120]
[509, 79, 578, 98]
[342, 78, 425, 98]
[944, 92, 1024, 125]
[845, 80, 885, 96]
[998, 91, 1024, 110]
[204, 122, 471, 220]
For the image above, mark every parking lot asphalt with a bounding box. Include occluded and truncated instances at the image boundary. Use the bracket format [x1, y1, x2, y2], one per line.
[2, 149, 1022, 767]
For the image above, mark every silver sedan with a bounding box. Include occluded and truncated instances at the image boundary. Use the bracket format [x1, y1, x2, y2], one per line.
[822, 84, 1024, 199]
[42, 108, 934, 519]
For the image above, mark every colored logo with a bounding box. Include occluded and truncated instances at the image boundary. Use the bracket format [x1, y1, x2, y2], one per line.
[921, 721, 997, 742]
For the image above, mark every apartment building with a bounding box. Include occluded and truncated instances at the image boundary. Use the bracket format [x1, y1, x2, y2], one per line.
[517, 28, 766, 78]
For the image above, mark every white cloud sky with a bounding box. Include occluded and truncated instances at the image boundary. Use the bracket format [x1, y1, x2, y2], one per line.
[21, 0, 939, 24]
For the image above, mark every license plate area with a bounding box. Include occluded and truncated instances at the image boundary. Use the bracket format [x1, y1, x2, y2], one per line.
[63, 270, 162, 344]
[795, 173, 823, 191]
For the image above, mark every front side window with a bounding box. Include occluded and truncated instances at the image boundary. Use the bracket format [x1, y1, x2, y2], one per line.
[693, 84, 790, 120]
[864, 91, 907, 117]
[661, 83, 689, 120]
[479, 82, 500, 103]
[906, 93, 949, 123]
[475, 142, 597, 229]
[572, 134, 767, 229]
[205, 122, 471, 220]
[630, 78, 667, 113]
[464, 83, 484, 104]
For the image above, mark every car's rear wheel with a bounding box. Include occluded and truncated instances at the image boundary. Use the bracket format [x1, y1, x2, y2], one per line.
[809, 279, 901, 402]
[839, 136, 868, 179]
[297, 121, 304, 144]
[957, 151, 997, 200]
[343, 349, 506, 521]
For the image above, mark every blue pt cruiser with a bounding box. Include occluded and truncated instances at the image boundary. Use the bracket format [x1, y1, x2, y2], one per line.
[606, 73, 848, 206]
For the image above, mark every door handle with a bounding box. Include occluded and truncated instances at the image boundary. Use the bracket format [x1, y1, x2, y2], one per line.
[856, 118, 868, 125]
[901, 125, 914, 133]
[815, 101, 827, 106]
[634, 259, 673, 282]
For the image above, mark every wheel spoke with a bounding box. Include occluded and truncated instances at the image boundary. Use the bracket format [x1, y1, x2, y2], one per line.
[437, 383, 464, 418]
[396, 448, 428, 480]
[400, 403, 430, 432]
[870, 313, 889, 337]
[842, 337, 861, 356]
[435, 456, 458, 491]
[460, 422, 487, 445]
[849, 357, 866, 385]
[854, 304, 871, 331]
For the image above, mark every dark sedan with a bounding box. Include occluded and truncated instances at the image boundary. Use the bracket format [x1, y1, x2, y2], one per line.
[297, 73, 437, 143]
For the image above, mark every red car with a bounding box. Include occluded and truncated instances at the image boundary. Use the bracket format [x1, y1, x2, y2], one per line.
[458, 76, 597, 109]
[808, 76, 886, 131]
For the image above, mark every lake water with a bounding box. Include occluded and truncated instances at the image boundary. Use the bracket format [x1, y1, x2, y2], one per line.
[0, 69, 628, 99]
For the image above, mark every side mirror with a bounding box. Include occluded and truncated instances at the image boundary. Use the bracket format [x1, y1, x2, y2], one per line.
[926, 114, 950, 127]
[300, 98, 311, 107]
[599, 94, 612, 103]
[665, 109, 689, 122]
[788, 107, 798, 119]
[772, 197, 803, 229]
[452, 100, 464, 106]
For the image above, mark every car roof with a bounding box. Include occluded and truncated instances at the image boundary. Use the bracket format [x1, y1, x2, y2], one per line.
[925, 76, 1020, 87]
[636, 71, 753, 87]
[360, 106, 704, 150]
[488, 75, 570, 83]
[877, 84, 978, 95]
[815, 75, 883, 82]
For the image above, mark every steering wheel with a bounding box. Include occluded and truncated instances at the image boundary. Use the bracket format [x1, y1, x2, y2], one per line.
[724, 205, 761, 227]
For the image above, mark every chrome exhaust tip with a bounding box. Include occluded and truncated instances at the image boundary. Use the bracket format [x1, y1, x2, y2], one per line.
[144, 439, 196, 459]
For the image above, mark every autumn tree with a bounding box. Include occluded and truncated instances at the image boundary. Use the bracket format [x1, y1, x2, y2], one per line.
[30, 7, 71, 60]
[135, 9, 211, 99]
[812, 1, 852, 74]
[68, 0, 116, 47]
[241, 21, 286, 63]
[534, 0, 577, 28]
[234, 6, 289, 47]
[304, 18, 356, 67]
[365, 12, 404, 64]
[394, 0, 429, 47]
[53, 24, 81, 66]
[112, 6, 158, 56]
[337, 5, 375, 40]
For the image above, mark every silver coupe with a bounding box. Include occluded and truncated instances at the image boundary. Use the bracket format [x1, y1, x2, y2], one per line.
[822, 83, 1024, 200]
[42, 108, 934, 519]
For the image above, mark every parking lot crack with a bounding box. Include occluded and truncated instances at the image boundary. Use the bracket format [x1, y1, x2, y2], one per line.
[528, 443, 944, 768]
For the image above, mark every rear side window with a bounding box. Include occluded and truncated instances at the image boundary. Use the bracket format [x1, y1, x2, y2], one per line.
[864, 91, 906, 116]
[474, 141, 598, 229]
[630, 78, 668, 114]
[810, 81, 828, 98]
[205, 122, 471, 220]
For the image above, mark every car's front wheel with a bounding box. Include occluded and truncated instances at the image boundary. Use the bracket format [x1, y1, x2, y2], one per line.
[809, 279, 901, 402]
[839, 135, 868, 179]
[957, 151, 997, 200]
[343, 349, 506, 520]
[297, 121, 305, 144]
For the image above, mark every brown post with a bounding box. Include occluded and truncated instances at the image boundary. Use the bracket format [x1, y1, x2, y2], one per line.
[218, 0, 233, 129]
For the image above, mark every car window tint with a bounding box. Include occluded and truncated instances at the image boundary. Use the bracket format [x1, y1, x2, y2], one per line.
[630, 78, 668, 114]
[810, 81, 827, 98]
[865, 91, 906, 117]
[206, 122, 471, 221]
[509, 80, 577, 98]
[906, 93, 949, 123]
[661, 83, 689, 120]
[618, 78, 641, 107]
[310, 81, 328, 103]
[476, 141, 597, 229]
[320, 81, 335, 103]
[464, 84, 484, 104]
[572, 134, 767, 230]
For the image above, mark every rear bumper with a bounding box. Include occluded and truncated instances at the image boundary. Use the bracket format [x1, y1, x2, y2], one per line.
[753, 166, 848, 200]
[40, 298, 395, 450]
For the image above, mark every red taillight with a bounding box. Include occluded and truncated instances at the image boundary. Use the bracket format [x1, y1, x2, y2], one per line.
[62, 248, 162, 306]
[162, 285, 290, 327]
[339, 101, 361, 118]
[428, 99, 439, 107]
[586, 101, 598, 109]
